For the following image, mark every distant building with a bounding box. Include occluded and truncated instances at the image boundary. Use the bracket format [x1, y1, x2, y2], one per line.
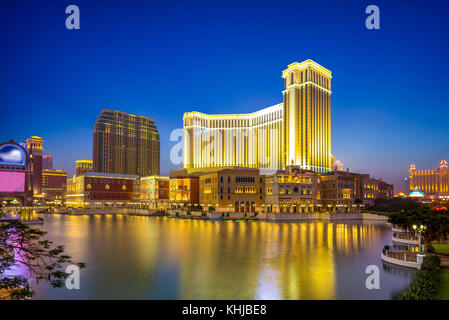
[26, 136, 44, 197]
[138, 176, 170, 208]
[66, 172, 138, 208]
[265, 166, 319, 213]
[75, 160, 93, 177]
[93, 110, 160, 177]
[42, 169, 67, 205]
[43, 154, 53, 170]
[409, 160, 449, 198]
[199, 168, 265, 213]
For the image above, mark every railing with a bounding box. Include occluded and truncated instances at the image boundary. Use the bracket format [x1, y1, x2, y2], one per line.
[393, 232, 418, 241]
[392, 224, 408, 232]
[382, 246, 418, 263]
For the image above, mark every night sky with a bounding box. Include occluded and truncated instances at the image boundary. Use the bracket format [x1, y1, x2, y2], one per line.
[1, 0, 448, 191]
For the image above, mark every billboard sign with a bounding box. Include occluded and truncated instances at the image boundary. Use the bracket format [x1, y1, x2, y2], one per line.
[410, 190, 424, 197]
[0, 171, 26, 193]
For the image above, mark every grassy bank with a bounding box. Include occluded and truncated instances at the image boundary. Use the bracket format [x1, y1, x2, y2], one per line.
[398, 255, 440, 300]
[438, 268, 449, 300]
[432, 243, 449, 256]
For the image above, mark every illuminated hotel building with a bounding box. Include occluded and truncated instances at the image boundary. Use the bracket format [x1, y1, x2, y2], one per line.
[409, 160, 449, 197]
[93, 110, 160, 177]
[183, 59, 332, 173]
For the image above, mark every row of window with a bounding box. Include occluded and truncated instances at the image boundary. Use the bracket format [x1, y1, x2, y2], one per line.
[186, 110, 283, 128]
[86, 184, 127, 191]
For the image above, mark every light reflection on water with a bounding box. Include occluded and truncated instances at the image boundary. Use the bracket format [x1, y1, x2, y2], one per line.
[29, 215, 415, 300]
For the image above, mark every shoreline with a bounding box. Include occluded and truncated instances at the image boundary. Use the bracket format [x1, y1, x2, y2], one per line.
[27, 209, 389, 222]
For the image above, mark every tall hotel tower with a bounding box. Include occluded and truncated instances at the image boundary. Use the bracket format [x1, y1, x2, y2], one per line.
[93, 110, 160, 176]
[183, 59, 332, 173]
[27, 136, 44, 195]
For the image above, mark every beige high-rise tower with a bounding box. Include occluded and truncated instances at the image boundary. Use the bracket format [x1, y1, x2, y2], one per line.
[282, 60, 332, 173]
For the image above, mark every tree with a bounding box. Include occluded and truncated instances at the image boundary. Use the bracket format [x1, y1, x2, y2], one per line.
[0, 220, 85, 300]
[388, 206, 449, 243]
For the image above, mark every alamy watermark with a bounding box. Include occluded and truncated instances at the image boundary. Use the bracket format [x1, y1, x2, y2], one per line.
[365, 5, 380, 30]
[65, 5, 80, 30]
[365, 265, 380, 290]
[65, 264, 80, 290]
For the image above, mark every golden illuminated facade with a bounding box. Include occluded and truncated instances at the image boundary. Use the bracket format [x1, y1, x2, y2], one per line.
[409, 160, 449, 197]
[265, 166, 319, 213]
[199, 168, 264, 212]
[183, 59, 332, 173]
[138, 176, 170, 208]
[75, 160, 93, 177]
[169, 176, 199, 207]
[184, 104, 283, 171]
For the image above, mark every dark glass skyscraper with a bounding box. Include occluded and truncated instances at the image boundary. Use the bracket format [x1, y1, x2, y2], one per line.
[93, 110, 160, 176]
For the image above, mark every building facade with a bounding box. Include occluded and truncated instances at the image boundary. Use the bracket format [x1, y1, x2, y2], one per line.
[265, 166, 319, 213]
[66, 172, 138, 208]
[42, 169, 67, 205]
[75, 160, 93, 177]
[324, 169, 394, 208]
[138, 176, 170, 208]
[320, 173, 355, 212]
[183, 59, 332, 174]
[378, 180, 394, 200]
[169, 176, 199, 208]
[26, 136, 44, 196]
[93, 110, 160, 177]
[199, 168, 265, 213]
[409, 160, 449, 198]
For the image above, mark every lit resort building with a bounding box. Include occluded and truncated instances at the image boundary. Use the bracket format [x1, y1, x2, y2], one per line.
[409, 159, 449, 198]
[183, 59, 332, 173]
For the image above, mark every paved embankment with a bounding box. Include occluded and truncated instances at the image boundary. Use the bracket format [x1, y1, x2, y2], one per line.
[167, 210, 389, 222]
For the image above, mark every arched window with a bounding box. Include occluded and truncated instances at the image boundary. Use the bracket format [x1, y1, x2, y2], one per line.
[105, 184, 110, 190]
[87, 184, 92, 189]
[122, 185, 127, 191]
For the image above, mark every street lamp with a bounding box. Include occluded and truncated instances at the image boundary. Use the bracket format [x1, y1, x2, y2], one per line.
[413, 224, 426, 255]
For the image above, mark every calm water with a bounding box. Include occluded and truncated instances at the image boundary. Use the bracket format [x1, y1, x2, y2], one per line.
[28, 215, 415, 300]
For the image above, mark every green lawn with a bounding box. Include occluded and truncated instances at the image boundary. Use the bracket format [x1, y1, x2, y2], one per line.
[438, 268, 449, 300]
[433, 243, 449, 256]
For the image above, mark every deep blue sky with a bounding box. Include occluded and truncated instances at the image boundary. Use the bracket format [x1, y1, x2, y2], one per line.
[1, 0, 448, 191]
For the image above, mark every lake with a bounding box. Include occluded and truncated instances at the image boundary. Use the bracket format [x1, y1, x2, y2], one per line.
[28, 214, 415, 299]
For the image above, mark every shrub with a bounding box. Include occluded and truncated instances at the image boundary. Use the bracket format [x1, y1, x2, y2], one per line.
[398, 255, 441, 300]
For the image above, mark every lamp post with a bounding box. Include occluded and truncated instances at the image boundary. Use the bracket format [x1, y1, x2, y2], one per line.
[413, 224, 426, 264]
